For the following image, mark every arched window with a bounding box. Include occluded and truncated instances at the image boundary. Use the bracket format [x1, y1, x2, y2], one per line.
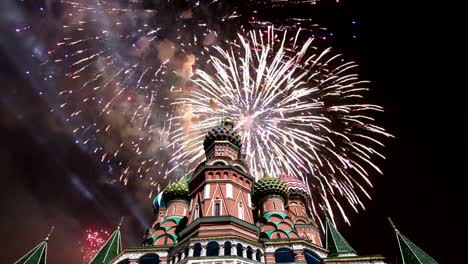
[206, 241, 220, 256]
[224, 241, 232, 256]
[238, 202, 244, 220]
[117, 259, 130, 264]
[247, 246, 253, 259]
[193, 243, 202, 257]
[237, 243, 244, 257]
[275, 248, 295, 263]
[277, 233, 281, 239]
[184, 247, 189, 259]
[139, 254, 160, 264]
[256, 249, 262, 262]
[194, 204, 200, 220]
[273, 201, 277, 209]
[304, 250, 322, 264]
[214, 202, 221, 216]
[163, 236, 168, 245]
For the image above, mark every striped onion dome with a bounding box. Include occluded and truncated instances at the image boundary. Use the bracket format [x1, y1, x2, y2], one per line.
[278, 172, 310, 200]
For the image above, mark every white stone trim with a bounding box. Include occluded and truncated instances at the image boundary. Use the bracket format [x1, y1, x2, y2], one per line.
[264, 243, 327, 258]
[112, 250, 168, 263]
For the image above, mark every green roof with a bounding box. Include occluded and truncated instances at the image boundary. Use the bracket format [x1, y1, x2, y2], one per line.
[163, 175, 190, 202]
[253, 175, 289, 203]
[325, 218, 357, 257]
[89, 227, 122, 264]
[263, 212, 287, 221]
[14, 240, 47, 264]
[390, 218, 437, 264]
[161, 216, 184, 225]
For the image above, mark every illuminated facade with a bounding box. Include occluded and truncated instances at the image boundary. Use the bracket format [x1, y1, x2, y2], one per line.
[13, 119, 437, 264]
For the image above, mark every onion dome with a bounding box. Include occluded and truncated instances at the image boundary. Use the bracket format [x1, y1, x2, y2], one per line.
[278, 172, 310, 199]
[253, 174, 289, 203]
[203, 119, 242, 150]
[162, 176, 190, 202]
[152, 191, 167, 211]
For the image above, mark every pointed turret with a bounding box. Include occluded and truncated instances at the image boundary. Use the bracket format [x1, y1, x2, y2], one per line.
[389, 218, 437, 264]
[89, 222, 122, 264]
[14, 227, 54, 264]
[325, 217, 357, 257]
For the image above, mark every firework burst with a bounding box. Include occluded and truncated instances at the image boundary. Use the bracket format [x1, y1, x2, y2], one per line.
[80, 228, 111, 263]
[47, 0, 326, 191]
[49, 0, 248, 189]
[169, 27, 392, 225]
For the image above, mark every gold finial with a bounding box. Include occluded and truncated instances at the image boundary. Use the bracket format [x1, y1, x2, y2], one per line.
[45, 226, 55, 242]
[223, 116, 234, 128]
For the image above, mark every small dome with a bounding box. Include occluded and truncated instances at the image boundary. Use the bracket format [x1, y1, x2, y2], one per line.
[223, 117, 234, 128]
[278, 172, 310, 199]
[203, 120, 242, 151]
[162, 176, 190, 202]
[253, 176, 289, 204]
[152, 192, 167, 211]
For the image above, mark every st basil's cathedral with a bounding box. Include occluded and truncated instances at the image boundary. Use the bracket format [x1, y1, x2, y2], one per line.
[13, 119, 437, 264]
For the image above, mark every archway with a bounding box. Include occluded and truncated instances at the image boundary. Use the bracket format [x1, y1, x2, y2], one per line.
[224, 241, 232, 256]
[139, 254, 160, 264]
[246, 246, 253, 259]
[236, 243, 244, 257]
[193, 243, 202, 257]
[275, 248, 294, 263]
[206, 241, 220, 256]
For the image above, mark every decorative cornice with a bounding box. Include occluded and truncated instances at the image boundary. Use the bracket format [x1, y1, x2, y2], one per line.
[189, 164, 255, 185]
[204, 140, 241, 153]
[179, 216, 259, 238]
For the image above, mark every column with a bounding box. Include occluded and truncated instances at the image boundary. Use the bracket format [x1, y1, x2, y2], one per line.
[181, 251, 186, 259]
[219, 244, 224, 256]
[188, 247, 194, 257]
[242, 248, 247, 258]
[232, 244, 237, 256]
[201, 245, 207, 256]
[261, 253, 265, 263]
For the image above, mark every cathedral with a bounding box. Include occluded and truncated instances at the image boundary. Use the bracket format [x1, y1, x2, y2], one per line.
[13, 119, 437, 264]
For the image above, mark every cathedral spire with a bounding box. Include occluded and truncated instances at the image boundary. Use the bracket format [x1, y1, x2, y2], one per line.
[325, 217, 357, 257]
[14, 227, 54, 264]
[89, 220, 123, 264]
[389, 218, 437, 264]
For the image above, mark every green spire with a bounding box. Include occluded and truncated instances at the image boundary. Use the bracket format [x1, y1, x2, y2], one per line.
[325, 217, 357, 257]
[389, 218, 437, 264]
[14, 227, 54, 264]
[89, 222, 123, 264]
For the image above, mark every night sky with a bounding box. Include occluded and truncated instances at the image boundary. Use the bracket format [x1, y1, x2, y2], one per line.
[0, 1, 463, 263]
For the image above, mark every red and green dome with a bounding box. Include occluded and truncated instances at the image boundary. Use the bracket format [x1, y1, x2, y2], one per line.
[203, 120, 242, 150]
[253, 176, 289, 203]
[162, 176, 190, 202]
[278, 172, 310, 199]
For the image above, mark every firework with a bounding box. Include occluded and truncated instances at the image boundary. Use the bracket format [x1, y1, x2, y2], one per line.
[49, 0, 248, 189]
[46, 0, 327, 191]
[80, 228, 111, 263]
[169, 27, 392, 225]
